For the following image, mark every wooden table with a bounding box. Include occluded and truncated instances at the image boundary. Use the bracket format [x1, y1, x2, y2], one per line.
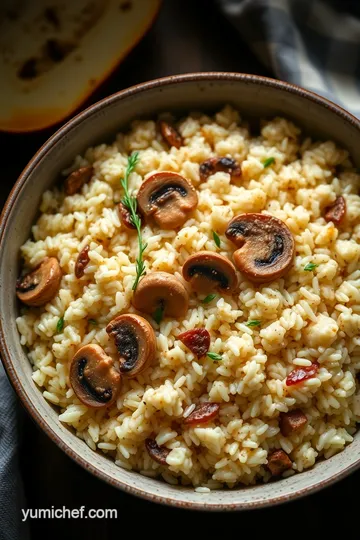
[1, 1, 357, 537]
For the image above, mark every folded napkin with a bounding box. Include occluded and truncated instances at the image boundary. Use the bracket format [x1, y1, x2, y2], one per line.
[218, 0, 360, 117]
[0, 364, 29, 540]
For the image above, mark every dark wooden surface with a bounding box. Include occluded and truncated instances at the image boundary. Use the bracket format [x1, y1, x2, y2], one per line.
[0, 1, 357, 537]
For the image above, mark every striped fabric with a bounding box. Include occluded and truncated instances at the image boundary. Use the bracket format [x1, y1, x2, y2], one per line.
[218, 0, 360, 116]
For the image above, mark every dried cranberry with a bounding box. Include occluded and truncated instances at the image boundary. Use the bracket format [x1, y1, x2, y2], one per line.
[145, 439, 170, 465]
[118, 202, 144, 230]
[178, 328, 210, 358]
[75, 245, 90, 279]
[324, 195, 346, 225]
[286, 363, 319, 387]
[184, 403, 220, 425]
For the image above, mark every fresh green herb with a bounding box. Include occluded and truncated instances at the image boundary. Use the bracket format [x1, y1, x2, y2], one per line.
[207, 352, 222, 362]
[56, 317, 64, 333]
[263, 157, 275, 168]
[246, 320, 261, 327]
[304, 262, 318, 272]
[202, 293, 217, 304]
[120, 152, 147, 290]
[212, 230, 221, 248]
[153, 304, 164, 325]
[88, 319, 97, 325]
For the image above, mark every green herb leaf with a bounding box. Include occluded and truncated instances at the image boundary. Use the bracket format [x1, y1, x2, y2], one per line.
[207, 352, 222, 362]
[263, 157, 275, 168]
[56, 317, 64, 333]
[88, 319, 97, 325]
[153, 304, 164, 325]
[304, 262, 318, 272]
[202, 293, 217, 304]
[212, 230, 221, 248]
[245, 320, 261, 327]
[119, 152, 147, 290]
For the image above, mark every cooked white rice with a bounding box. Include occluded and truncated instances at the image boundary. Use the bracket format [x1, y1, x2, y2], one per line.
[16, 105, 360, 488]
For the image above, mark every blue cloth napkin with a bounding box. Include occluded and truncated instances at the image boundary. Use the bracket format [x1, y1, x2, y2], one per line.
[0, 364, 29, 540]
[218, 0, 360, 117]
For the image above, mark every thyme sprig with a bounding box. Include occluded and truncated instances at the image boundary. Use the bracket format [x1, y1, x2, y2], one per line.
[120, 152, 147, 290]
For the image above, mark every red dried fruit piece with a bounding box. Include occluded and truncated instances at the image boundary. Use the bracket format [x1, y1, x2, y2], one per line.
[324, 195, 346, 225]
[184, 402, 220, 425]
[279, 409, 307, 436]
[267, 449, 292, 476]
[286, 362, 319, 387]
[178, 328, 210, 358]
[199, 157, 241, 182]
[75, 245, 90, 279]
[118, 202, 144, 230]
[159, 120, 183, 149]
[145, 438, 170, 465]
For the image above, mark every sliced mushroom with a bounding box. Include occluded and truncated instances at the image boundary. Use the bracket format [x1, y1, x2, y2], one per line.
[225, 213, 294, 283]
[145, 438, 170, 465]
[70, 344, 121, 408]
[16, 257, 62, 306]
[182, 251, 238, 293]
[159, 120, 183, 149]
[199, 157, 241, 182]
[106, 314, 156, 377]
[64, 166, 93, 196]
[132, 272, 189, 319]
[136, 172, 198, 229]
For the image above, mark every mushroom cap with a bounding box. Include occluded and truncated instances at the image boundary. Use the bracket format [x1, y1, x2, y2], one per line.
[132, 272, 189, 318]
[16, 257, 62, 307]
[182, 251, 238, 293]
[106, 313, 156, 378]
[225, 213, 295, 283]
[70, 344, 121, 408]
[136, 172, 198, 229]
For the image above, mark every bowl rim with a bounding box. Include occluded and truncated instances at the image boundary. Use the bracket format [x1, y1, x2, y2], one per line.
[1, 71, 360, 511]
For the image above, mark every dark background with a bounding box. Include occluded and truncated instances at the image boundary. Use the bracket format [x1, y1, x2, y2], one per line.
[1, 0, 357, 537]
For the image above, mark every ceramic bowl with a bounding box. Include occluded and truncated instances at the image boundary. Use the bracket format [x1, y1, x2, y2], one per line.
[1, 73, 360, 510]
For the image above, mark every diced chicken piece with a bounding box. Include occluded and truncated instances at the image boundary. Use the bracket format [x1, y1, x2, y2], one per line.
[303, 313, 338, 349]
[279, 409, 307, 436]
[267, 449, 292, 476]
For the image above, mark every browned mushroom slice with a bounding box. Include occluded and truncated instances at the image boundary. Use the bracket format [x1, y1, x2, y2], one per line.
[182, 251, 238, 294]
[132, 272, 189, 319]
[159, 120, 183, 149]
[16, 257, 62, 307]
[69, 344, 121, 408]
[106, 314, 156, 377]
[225, 213, 294, 283]
[145, 438, 170, 465]
[199, 157, 241, 182]
[64, 166, 93, 196]
[136, 172, 198, 229]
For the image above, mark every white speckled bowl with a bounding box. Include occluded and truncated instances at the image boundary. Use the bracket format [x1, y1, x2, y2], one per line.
[1, 73, 360, 510]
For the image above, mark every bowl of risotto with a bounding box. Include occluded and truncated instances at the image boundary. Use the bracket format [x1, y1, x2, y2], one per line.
[1, 72, 360, 510]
